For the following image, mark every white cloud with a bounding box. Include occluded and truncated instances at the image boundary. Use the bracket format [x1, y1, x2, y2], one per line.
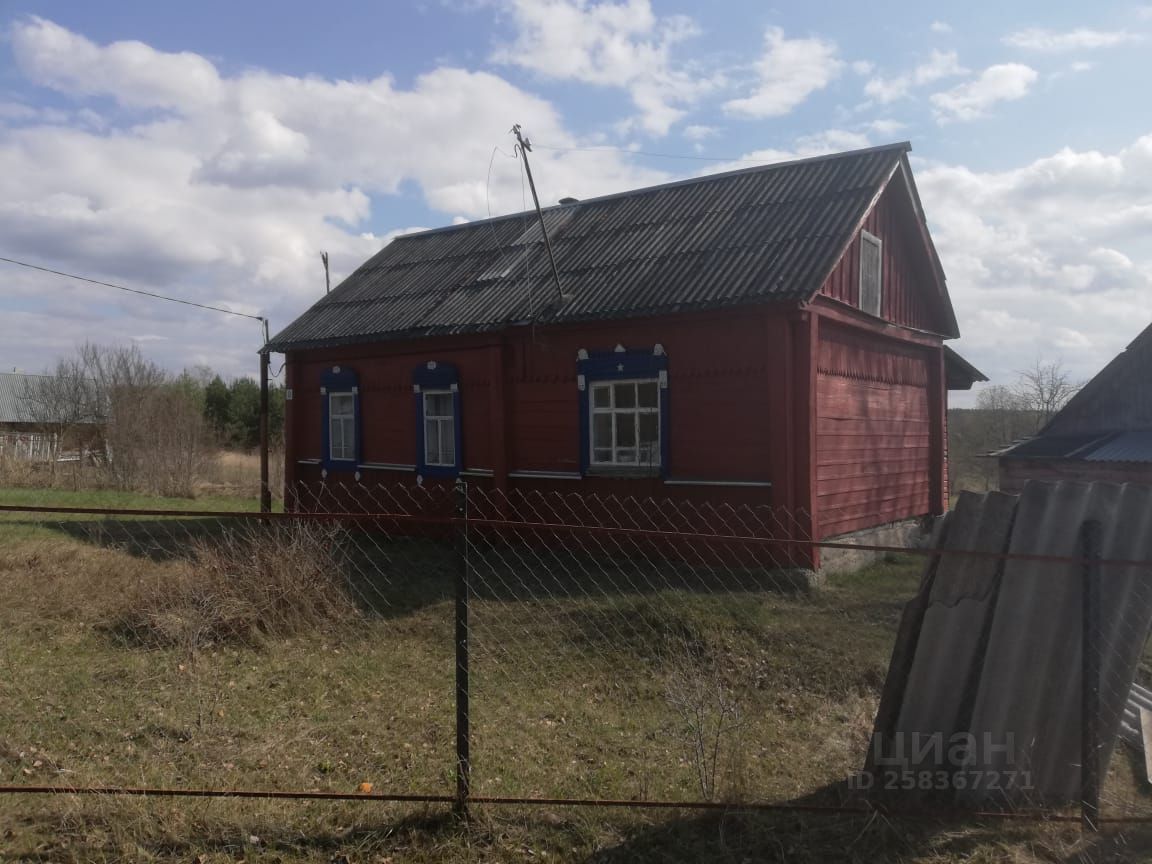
[12, 16, 223, 110]
[1, 17, 671, 375]
[491, 0, 719, 136]
[916, 135, 1152, 396]
[851, 60, 874, 76]
[682, 124, 719, 141]
[723, 27, 842, 118]
[930, 63, 1038, 122]
[867, 118, 906, 137]
[864, 50, 968, 104]
[1003, 27, 1144, 52]
[930, 20, 953, 34]
[698, 128, 876, 175]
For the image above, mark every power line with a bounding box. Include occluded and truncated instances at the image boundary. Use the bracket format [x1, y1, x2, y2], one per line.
[0, 255, 265, 322]
[530, 143, 774, 163]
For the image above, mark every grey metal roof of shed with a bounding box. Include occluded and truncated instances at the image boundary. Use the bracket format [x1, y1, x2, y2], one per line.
[1083, 429, 1152, 463]
[268, 143, 921, 353]
[0, 371, 46, 424]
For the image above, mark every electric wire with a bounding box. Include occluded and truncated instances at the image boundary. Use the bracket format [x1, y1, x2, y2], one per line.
[530, 143, 775, 163]
[0, 255, 265, 322]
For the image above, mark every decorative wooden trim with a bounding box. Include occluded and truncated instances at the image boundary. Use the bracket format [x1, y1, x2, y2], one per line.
[508, 470, 582, 480]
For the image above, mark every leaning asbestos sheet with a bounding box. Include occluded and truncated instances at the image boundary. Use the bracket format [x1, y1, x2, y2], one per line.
[869, 481, 1152, 808]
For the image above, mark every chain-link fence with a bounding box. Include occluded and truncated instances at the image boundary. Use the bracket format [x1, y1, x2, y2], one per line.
[1, 481, 1151, 838]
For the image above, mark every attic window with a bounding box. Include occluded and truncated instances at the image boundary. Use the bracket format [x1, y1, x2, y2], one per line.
[859, 230, 882, 318]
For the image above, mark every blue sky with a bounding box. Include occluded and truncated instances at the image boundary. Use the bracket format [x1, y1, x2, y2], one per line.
[0, 0, 1149, 404]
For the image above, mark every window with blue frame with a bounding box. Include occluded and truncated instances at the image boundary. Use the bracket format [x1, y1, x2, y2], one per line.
[413, 361, 462, 476]
[578, 345, 669, 476]
[328, 392, 356, 461]
[320, 366, 360, 471]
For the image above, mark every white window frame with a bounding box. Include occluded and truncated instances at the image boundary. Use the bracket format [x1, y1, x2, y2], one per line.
[859, 230, 883, 318]
[589, 378, 661, 468]
[422, 389, 457, 468]
[328, 391, 356, 462]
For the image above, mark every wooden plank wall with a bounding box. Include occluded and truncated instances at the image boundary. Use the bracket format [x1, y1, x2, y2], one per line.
[819, 177, 940, 334]
[816, 322, 932, 537]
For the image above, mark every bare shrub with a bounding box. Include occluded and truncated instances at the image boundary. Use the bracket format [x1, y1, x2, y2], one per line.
[113, 521, 359, 650]
[664, 639, 747, 802]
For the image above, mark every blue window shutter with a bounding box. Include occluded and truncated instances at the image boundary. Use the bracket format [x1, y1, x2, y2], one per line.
[413, 361, 462, 477]
[320, 365, 360, 473]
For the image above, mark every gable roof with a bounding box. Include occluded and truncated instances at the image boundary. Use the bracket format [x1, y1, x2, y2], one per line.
[269, 142, 952, 353]
[1040, 322, 1152, 437]
[0, 371, 47, 424]
[999, 323, 1152, 461]
[0, 371, 102, 427]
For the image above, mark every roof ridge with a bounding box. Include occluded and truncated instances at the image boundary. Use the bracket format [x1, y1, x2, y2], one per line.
[395, 142, 911, 241]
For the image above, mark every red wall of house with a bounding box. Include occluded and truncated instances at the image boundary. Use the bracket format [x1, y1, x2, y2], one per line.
[813, 318, 944, 538]
[284, 308, 796, 513]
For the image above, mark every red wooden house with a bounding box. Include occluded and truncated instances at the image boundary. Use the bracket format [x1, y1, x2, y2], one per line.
[267, 143, 983, 566]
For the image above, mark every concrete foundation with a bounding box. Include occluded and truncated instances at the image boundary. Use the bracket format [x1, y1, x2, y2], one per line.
[818, 517, 935, 576]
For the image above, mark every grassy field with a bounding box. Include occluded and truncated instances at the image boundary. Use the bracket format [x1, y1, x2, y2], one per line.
[0, 490, 1150, 862]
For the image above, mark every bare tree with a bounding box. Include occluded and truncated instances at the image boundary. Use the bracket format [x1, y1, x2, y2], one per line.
[16, 356, 101, 485]
[23, 343, 211, 496]
[1013, 358, 1082, 431]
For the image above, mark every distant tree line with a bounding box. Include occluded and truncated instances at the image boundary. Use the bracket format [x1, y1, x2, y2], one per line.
[201, 373, 285, 450]
[948, 358, 1083, 494]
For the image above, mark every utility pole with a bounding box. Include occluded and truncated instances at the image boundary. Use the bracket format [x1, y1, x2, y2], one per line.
[511, 124, 566, 303]
[259, 317, 272, 515]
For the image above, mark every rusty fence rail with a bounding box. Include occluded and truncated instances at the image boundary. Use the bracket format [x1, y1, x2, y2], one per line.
[0, 481, 1150, 834]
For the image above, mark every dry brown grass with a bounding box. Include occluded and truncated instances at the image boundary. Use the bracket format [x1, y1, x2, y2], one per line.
[197, 448, 284, 499]
[2, 517, 1151, 862]
[109, 522, 359, 649]
[0, 446, 283, 501]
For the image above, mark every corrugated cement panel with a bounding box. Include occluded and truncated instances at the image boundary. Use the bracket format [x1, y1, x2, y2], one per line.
[267, 145, 909, 352]
[965, 480, 1152, 805]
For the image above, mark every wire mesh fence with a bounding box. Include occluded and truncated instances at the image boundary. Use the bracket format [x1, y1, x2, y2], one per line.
[1, 480, 1151, 837]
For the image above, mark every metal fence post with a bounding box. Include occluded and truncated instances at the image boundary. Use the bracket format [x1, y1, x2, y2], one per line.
[454, 479, 471, 817]
[1081, 519, 1101, 832]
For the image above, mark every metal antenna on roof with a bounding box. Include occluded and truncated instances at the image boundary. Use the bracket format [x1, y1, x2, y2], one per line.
[511, 124, 567, 303]
[320, 251, 331, 294]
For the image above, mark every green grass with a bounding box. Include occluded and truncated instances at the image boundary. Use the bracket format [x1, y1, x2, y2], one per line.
[0, 524, 1149, 862]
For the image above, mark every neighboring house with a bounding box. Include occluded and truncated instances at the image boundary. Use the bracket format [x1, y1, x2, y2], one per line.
[267, 143, 983, 566]
[0, 370, 102, 462]
[0, 371, 59, 461]
[998, 323, 1152, 492]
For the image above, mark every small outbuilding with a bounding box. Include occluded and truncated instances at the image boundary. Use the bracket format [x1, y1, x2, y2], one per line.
[999, 323, 1152, 492]
[267, 143, 983, 566]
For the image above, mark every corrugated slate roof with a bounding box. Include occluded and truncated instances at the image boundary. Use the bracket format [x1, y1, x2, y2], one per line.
[268, 143, 914, 352]
[0, 371, 46, 424]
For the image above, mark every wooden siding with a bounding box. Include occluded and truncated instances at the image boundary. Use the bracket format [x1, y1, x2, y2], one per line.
[819, 175, 943, 334]
[284, 309, 787, 509]
[815, 322, 933, 538]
